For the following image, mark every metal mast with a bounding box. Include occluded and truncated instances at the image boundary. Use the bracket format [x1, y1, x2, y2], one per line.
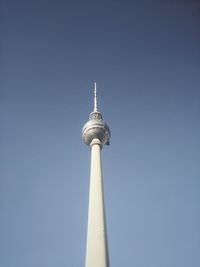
[82, 82, 111, 267]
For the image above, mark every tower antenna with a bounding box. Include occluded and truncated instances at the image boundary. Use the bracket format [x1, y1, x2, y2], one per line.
[94, 81, 98, 112]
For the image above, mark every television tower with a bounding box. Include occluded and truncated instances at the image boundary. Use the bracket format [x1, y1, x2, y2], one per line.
[82, 82, 111, 267]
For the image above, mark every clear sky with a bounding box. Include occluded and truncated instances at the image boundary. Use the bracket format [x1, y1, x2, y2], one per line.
[1, 0, 200, 266]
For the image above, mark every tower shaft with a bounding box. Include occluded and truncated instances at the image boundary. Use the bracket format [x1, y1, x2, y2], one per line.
[85, 138, 109, 267]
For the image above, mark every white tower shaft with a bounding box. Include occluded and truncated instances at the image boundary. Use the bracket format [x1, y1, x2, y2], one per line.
[85, 138, 109, 267]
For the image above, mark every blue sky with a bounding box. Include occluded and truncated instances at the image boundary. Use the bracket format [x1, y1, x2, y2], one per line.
[1, 0, 200, 266]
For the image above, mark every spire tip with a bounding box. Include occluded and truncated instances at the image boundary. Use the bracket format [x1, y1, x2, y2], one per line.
[93, 82, 98, 112]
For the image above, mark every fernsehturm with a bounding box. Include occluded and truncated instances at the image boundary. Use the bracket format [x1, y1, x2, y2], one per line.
[82, 82, 110, 267]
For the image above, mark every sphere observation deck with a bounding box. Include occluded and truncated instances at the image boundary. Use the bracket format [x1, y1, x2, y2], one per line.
[82, 111, 110, 146]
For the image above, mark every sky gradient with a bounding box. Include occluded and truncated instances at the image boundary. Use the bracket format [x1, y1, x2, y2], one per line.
[1, 1, 200, 266]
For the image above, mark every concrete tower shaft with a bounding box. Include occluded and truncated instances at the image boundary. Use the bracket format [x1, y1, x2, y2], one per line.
[85, 138, 109, 267]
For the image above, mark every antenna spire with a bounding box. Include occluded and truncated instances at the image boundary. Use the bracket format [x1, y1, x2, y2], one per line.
[94, 81, 98, 112]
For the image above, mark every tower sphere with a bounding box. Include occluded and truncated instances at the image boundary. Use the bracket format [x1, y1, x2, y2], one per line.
[82, 111, 110, 146]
